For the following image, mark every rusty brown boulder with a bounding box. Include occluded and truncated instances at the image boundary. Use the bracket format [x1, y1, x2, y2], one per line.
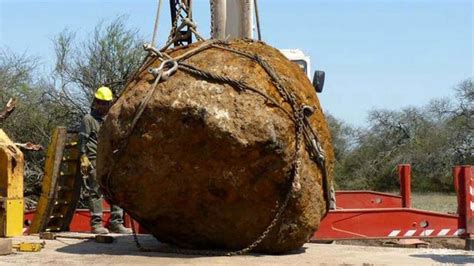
[96, 40, 334, 254]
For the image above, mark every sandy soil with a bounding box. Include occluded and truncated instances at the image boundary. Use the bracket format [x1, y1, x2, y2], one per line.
[1, 234, 473, 265]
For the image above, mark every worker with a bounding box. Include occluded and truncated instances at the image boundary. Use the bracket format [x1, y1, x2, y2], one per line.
[79, 86, 132, 234]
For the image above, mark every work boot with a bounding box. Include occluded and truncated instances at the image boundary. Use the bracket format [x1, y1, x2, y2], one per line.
[109, 223, 132, 234]
[92, 225, 109, 234]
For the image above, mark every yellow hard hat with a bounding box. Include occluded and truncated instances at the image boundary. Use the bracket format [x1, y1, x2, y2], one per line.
[94, 86, 113, 101]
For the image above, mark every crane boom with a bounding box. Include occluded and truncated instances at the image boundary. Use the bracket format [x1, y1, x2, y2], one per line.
[210, 0, 254, 40]
[169, 0, 193, 46]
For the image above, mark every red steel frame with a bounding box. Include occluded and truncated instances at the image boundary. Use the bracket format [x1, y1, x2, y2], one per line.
[24, 202, 144, 234]
[333, 164, 411, 209]
[313, 164, 474, 250]
[23, 164, 473, 250]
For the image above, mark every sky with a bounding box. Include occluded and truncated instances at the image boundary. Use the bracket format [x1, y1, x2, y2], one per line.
[0, 0, 472, 126]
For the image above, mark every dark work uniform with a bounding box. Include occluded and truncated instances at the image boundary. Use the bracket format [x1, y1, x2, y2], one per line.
[78, 110, 124, 227]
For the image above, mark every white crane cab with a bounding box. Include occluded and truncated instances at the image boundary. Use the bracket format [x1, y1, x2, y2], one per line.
[280, 49, 325, 93]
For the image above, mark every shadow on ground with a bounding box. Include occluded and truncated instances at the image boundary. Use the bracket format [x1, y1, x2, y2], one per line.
[410, 254, 474, 264]
[55, 234, 306, 258]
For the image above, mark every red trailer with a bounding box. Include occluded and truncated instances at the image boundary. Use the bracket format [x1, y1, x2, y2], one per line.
[313, 164, 473, 250]
[24, 164, 473, 250]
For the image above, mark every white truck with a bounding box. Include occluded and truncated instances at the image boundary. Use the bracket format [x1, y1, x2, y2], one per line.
[280, 49, 325, 93]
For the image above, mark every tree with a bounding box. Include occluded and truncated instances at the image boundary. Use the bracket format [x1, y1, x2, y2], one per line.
[325, 113, 356, 189]
[0, 50, 69, 206]
[330, 78, 473, 192]
[0, 16, 146, 207]
[52, 16, 145, 116]
[449, 79, 473, 165]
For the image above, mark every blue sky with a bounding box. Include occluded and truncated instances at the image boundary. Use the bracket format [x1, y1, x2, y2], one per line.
[0, 0, 472, 126]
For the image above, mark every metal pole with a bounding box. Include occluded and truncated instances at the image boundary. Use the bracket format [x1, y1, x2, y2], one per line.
[453, 166, 461, 214]
[211, 0, 226, 39]
[240, 0, 253, 39]
[151, 0, 163, 47]
[459, 166, 473, 250]
[398, 164, 411, 208]
[254, 0, 261, 40]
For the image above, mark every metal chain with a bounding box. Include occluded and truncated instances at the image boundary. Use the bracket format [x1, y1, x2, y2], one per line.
[131, 48, 321, 256]
[106, 14, 328, 253]
[177, 60, 306, 192]
[120, 57, 302, 255]
[129, 181, 293, 256]
[131, 219, 152, 252]
[209, 44, 314, 190]
[160, 3, 205, 51]
[103, 3, 309, 255]
[164, 4, 182, 49]
[210, 0, 215, 38]
[124, 44, 326, 255]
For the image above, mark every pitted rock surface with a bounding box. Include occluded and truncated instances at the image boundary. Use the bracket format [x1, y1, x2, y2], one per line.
[97, 40, 334, 254]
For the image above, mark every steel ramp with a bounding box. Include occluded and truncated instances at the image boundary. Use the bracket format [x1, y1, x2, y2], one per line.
[29, 127, 82, 233]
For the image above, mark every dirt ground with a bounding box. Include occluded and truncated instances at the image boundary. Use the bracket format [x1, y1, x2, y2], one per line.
[338, 238, 467, 250]
[1, 234, 473, 265]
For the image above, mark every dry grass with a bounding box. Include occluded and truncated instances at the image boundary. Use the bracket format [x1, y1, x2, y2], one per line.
[411, 193, 458, 213]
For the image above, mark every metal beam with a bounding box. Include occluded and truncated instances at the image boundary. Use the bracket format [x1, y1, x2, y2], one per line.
[0, 129, 24, 237]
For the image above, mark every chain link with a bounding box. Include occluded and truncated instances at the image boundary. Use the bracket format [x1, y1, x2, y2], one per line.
[165, 4, 182, 48]
[125, 43, 327, 255]
[210, 0, 215, 38]
[129, 183, 293, 256]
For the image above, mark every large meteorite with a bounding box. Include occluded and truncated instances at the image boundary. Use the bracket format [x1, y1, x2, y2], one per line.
[97, 40, 334, 254]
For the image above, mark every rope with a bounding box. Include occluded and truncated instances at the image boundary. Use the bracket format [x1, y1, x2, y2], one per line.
[102, 62, 168, 202]
[210, 44, 297, 110]
[151, 0, 163, 47]
[111, 45, 325, 254]
[173, 39, 222, 62]
[178, 62, 292, 121]
[104, 2, 329, 256]
[129, 180, 293, 256]
[107, 43, 328, 255]
[123, 50, 307, 255]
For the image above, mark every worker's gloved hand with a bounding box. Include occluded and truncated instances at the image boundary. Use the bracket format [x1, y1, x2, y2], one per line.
[80, 155, 91, 175]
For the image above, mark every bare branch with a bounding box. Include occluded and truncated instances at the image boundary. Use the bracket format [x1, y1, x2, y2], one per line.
[0, 98, 17, 122]
[15, 142, 43, 151]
